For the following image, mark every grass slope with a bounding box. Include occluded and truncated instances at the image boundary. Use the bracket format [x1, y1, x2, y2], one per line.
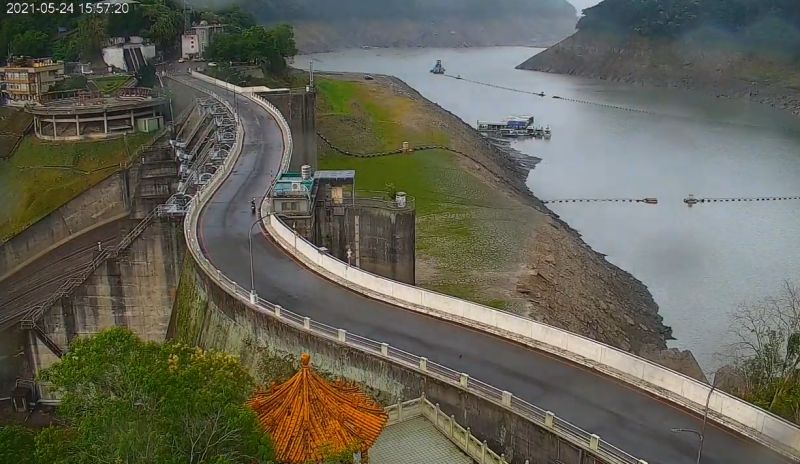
[316, 78, 533, 308]
[90, 75, 132, 95]
[0, 132, 153, 243]
[0, 108, 33, 159]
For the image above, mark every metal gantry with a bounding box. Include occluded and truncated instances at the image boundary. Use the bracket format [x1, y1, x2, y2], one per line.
[10, 93, 242, 350]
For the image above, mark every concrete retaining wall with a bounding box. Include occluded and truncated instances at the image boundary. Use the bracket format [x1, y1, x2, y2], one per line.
[266, 212, 800, 458]
[227, 73, 799, 458]
[268, 209, 800, 457]
[181, 73, 799, 461]
[314, 200, 416, 284]
[171, 257, 606, 464]
[0, 172, 130, 280]
[262, 91, 317, 171]
[29, 220, 186, 372]
[179, 77, 644, 463]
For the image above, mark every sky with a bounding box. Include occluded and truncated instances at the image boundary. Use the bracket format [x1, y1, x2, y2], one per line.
[569, 0, 602, 14]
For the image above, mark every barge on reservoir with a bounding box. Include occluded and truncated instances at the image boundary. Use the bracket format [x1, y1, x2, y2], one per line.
[477, 117, 551, 139]
[430, 60, 445, 74]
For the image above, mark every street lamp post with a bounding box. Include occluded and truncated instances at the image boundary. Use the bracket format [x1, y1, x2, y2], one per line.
[248, 214, 265, 304]
[226, 62, 239, 117]
[670, 373, 720, 464]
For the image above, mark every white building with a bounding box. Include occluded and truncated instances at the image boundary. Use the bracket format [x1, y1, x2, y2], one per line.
[181, 21, 225, 59]
[102, 37, 156, 73]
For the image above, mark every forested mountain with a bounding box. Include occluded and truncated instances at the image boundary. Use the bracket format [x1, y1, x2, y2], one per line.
[196, 0, 576, 21]
[576, 0, 800, 55]
[1, 0, 578, 57]
[187, 0, 579, 51]
[518, 0, 800, 116]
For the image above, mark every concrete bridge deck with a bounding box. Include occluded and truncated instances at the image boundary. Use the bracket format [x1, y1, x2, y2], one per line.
[186, 76, 790, 464]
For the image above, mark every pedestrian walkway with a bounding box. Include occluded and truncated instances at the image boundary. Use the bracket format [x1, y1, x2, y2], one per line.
[371, 416, 473, 464]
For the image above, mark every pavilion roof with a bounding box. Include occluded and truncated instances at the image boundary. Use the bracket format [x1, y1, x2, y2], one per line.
[248, 353, 387, 464]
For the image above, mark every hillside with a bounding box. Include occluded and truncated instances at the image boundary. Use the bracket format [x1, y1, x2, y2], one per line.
[517, 0, 800, 115]
[211, 0, 579, 51]
[313, 73, 706, 378]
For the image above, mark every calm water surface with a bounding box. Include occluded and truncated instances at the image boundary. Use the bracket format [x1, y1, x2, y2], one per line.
[300, 47, 800, 370]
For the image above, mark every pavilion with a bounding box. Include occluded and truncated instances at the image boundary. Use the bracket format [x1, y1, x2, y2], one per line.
[248, 353, 388, 463]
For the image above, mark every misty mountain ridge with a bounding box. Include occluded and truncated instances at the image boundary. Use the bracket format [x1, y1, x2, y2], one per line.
[187, 0, 579, 51]
[577, 0, 800, 55]
[190, 0, 577, 20]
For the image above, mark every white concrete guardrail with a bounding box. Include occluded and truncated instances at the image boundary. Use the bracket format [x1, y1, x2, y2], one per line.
[265, 207, 800, 460]
[247, 77, 800, 460]
[177, 72, 649, 464]
[184, 69, 289, 93]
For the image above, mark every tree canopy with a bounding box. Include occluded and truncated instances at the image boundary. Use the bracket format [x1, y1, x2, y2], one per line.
[205, 24, 298, 74]
[0, 0, 210, 63]
[727, 281, 800, 424]
[30, 328, 274, 464]
[577, 0, 800, 55]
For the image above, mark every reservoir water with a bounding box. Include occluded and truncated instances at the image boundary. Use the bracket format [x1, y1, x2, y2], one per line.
[301, 47, 800, 370]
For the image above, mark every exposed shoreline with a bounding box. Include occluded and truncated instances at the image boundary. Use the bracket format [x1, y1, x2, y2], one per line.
[517, 32, 800, 118]
[316, 72, 706, 380]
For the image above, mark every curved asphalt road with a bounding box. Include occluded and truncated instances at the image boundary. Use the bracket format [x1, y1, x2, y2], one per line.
[190, 79, 790, 464]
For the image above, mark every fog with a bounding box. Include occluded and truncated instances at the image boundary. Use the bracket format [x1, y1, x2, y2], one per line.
[569, 0, 602, 15]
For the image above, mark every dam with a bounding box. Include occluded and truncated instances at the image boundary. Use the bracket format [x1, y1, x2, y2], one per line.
[2, 69, 798, 464]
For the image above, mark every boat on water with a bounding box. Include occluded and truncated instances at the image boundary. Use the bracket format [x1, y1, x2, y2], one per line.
[477, 116, 551, 139]
[684, 194, 700, 207]
[430, 60, 445, 74]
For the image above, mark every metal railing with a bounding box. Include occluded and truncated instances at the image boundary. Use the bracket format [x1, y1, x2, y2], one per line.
[2, 209, 158, 334]
[0, 131, 167, 332]
[354, 196, 415, 211]
[179, 76, 648, 464]
[385, 396, 509, 464]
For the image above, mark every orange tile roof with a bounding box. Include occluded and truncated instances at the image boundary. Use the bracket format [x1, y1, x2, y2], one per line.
[248, 353, 388, 464]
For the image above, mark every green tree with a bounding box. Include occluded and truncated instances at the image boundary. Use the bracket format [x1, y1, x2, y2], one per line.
[729, 281, 800, 423]
[10, 30, 50, 57]
[205, 24, 297, 76]
[38, 328, 275, 464]
[215, 7, 257, 32]
[0, 426, 36, 464]
[141, 0, 183, 52]
[77, 15, 109, 59]
[264, 23, 297, 57]
[52, 34, 80, 62]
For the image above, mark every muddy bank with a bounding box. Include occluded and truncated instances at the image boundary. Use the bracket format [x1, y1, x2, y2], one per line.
[317, 73, 704, 379]
[517, 32, 800, 117]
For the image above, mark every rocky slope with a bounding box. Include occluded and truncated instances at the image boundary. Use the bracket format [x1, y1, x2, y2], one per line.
[517, 31, 800, 116]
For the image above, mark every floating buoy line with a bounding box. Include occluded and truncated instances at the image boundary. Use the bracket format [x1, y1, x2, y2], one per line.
[543, 198, 658, 205]
[443, 73, 655, 114]
[684, 195, 800, 207]
[440, 72, 770, 129]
